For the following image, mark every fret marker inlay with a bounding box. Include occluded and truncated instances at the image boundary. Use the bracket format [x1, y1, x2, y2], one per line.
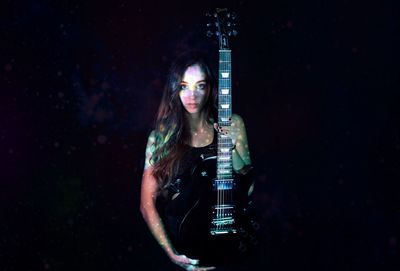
[221, 104, 230, 109]
[221, 72, 230, 78]
[221, 89, 230, 95]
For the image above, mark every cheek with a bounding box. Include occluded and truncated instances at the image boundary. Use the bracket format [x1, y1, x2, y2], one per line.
[201, 89, 210, 103]
[178, 93, 190, 108]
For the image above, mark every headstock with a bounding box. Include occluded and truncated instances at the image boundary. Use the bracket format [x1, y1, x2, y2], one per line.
[205, 8, 238, 50]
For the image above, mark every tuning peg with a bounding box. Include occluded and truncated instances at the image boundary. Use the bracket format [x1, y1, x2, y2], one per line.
[228, 30, 238, 37]
[231, 12, 237, 20]
[206, 30, 213, 37]
[206, 23, 212, 28]
[215, 31, 220, 36]
[205, 12, 212, 17]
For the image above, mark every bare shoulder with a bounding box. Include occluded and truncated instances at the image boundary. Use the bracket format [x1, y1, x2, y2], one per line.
[231, 113, 246, 127]
[145, 130, 157, 150]
[148, 129, 156, 142]
[144, 130, 157, 169]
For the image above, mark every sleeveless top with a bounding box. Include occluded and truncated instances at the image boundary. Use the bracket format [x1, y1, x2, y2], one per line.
[162, 129, 218, 198]
[154, 130, 218, 251]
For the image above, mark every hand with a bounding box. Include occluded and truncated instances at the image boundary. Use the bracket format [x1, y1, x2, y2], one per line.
[170, 253, 216, 271]
[213, 121, 237, 146]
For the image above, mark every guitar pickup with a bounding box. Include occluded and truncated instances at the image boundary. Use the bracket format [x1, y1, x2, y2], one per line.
[212, 179, 235, 190]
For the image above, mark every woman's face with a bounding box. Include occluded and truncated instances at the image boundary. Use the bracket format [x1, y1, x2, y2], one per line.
[178, 64, 209, 115]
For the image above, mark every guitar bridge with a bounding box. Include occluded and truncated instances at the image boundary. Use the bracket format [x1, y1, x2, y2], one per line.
[210, 221, 237, 235]
[210, 204, 237, 235]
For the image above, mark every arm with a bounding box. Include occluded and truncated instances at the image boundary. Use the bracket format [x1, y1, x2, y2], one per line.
[140, 131, 176, 257]
[140, 167, 177, 258]
[215, 114, 255, 196]
[230, 114, 252, 173]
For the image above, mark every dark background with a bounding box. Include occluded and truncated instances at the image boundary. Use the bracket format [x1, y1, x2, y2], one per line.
[1, 1, 399, 270]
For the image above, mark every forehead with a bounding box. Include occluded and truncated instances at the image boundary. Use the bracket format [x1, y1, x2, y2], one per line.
[182, 64, 206, 82]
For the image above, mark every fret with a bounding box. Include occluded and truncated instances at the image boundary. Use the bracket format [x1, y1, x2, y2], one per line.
[218, 162, 231, 167]
[217, 168, 232, 173]
[218, 147, 233, 151]
[218, 169, 231, 174]
[218, 96, 230, 101]
[218, 146, 231, 152]
[217, 176, 233, 181]
[217, 169, 231, 173]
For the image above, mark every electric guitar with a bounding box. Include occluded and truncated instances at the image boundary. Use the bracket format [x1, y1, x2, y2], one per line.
[162, 8, 259, 266]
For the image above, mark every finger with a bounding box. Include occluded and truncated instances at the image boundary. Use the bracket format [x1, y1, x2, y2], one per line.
[188, 258, 200, 265]
[180, 255, 199, 265]
[213, 123, 221, 132]
[176, 262, 195, 270]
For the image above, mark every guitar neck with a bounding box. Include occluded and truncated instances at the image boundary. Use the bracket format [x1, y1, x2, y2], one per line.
[217, 49, 233, 180]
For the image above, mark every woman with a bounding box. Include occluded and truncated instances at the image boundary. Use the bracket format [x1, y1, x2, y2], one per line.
[140, 50, 254, 270]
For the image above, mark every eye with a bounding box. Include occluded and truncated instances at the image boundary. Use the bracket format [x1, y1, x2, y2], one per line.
[179, 84, 188, 91]
[196, 83, 207, 91]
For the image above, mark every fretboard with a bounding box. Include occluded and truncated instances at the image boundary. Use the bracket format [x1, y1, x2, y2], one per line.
[217, 49, 233, 180]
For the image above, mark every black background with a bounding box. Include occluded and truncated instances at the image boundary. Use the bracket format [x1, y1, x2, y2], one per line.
[1, 1, 399, 270]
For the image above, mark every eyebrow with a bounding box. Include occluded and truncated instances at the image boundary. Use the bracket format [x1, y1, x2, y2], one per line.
[180, 80, 207, 84]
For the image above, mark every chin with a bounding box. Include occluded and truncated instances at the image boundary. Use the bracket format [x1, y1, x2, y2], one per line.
[184, 107, 201, 114]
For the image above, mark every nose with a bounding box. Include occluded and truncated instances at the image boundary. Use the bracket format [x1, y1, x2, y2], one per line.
[182, 87, 197, 97]
[188, 89, 196, 96]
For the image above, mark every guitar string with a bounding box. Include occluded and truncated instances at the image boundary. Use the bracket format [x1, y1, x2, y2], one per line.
[217, 50, 233, 231]
[220, 50, 231, 230]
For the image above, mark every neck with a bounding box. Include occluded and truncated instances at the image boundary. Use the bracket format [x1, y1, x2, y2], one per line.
[185, 111, 208, 132]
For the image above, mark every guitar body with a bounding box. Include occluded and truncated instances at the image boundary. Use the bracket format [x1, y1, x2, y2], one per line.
[162, 155, 255, 265]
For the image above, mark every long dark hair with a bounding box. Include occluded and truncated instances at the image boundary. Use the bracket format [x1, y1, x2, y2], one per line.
[150, 50, 217, 190]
